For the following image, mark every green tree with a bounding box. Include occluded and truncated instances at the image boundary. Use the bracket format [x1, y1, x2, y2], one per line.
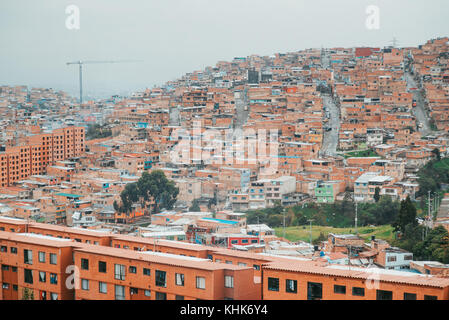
[392, 196, 417, 236]
[431, 148, 441, 161]
[313, 232, 327, 245]
[189, 199, 201, 212]
[118, 170, 179, 214]
[373, 187, 380, 203]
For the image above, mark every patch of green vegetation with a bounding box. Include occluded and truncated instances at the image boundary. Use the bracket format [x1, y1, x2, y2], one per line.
[416, 157, 449, 198]
[274, 225, 395, 243]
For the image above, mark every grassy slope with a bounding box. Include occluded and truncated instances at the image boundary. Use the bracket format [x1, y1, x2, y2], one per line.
[274, 225, 395, 243]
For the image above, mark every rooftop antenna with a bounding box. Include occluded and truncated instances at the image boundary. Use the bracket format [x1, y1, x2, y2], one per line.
[66, 59, 142, 105]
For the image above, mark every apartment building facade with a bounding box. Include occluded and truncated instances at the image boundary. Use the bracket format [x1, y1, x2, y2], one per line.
[0, 127, 85, 188]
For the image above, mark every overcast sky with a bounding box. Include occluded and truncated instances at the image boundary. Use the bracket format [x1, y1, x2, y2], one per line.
[1, 0, 448, 99]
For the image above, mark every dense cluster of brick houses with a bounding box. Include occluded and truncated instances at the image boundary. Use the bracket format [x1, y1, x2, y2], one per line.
[1, 37, 449, 300]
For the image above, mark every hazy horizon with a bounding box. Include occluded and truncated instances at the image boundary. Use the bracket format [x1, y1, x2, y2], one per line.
[1, 0, 449, 99]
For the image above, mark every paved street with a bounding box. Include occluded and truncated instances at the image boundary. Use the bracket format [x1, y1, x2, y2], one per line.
[405, 71, 431, 135]
[320, 94, 340, 156]
[234, 88, 249, 129]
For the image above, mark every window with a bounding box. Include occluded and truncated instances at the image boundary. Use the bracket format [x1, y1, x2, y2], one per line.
[24, 249, 33, 265]
[225, 260, 232, 264]
[155, 292, 166, 300]
[38, 251, 46, 263]
[10, 247, 17, 254]
[12, 266, 17, 272]
[404, 255, 413, 261]
[39, 271, 46, 283]
[144, 290, 151, 297]
[155, 270, 167, 287]
[81, 279, 89, 291]
[404, 293, 416, 300]
[387, 256, 397, 262]
[99, 261, 107, 273]
[307, 282, 323, 300]
[237, 262, 247, 267]
[175, 273, 184, 286]
[376, 290, 393, 300]
[268, 277, 279, 291]
[114, 264, 125, 281]
[99, 282, 107, 294]
[81, 258, 89, 270]
[175, 295, 184, 300]
[286, 279, 297, 293]
[0, 246, 6, 252]
[130, 287, 139, 295]
[424, 295, 437, 300]
[143, 268, 151, 276]
[24, 269, 33, 284]
[334, 285, 346, 294]
[2, 283, 9, 290]
[1, 265, 9, 271]
[50, 273, 58, 285]
[196, 276, 206, 289]
[225, 276, 234, 288]
[129, 266, 137, 274]
[352, 287, 365, 296]
[253, 264, 260, 271]
[115, 285, 125, 300]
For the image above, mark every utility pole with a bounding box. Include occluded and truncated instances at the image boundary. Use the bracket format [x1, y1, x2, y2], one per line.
[427, 190, 431, 237]
[283, 210, 286, 240]
[308, 219, 314, 245]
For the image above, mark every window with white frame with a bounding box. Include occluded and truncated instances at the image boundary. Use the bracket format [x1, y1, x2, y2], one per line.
[114, 264, 126, 280]
[81, 279, 89, 291]
[175, 273, 184, 286]
[196, 276, 205, 290]
[115, 285, 125, 300]
[50, 253, 57, 265]
[38, 251, 45, 263]
[224, 276, 234, 288]
[99, 282, 107, 294]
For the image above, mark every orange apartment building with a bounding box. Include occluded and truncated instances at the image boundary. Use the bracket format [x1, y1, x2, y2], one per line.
[73, 246, 259, 300]
[0, 127, 85, 188]
[262, 260, 449, 300]
[0, 228, 260, 300]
